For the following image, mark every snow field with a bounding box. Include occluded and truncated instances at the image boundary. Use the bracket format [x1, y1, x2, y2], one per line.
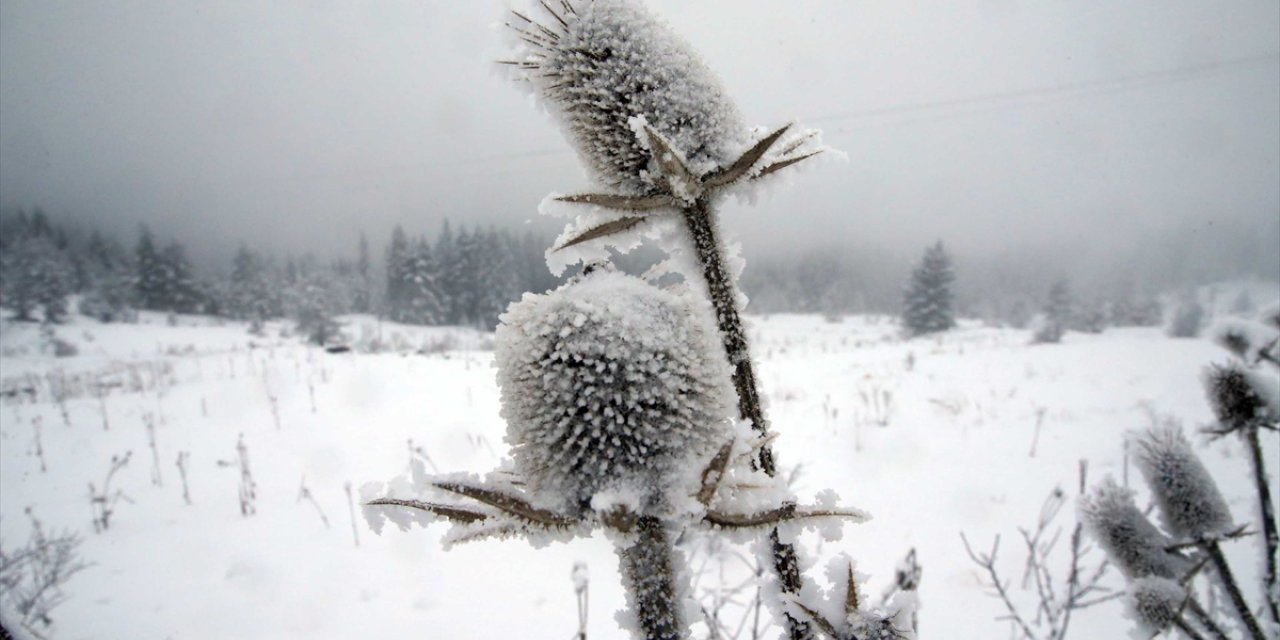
[1, 311, 1276, 638]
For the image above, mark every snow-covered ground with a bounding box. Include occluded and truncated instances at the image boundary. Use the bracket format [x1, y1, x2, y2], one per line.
[1, 308, 1276, 639]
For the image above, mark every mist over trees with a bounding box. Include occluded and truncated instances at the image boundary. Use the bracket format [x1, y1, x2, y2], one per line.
[1, 205, 1275, 337]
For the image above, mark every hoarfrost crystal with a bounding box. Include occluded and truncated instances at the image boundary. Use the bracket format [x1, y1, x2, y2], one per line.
[507, 0, 749, 195]
[494, 270, 733, 514]
[1131, 424, 1234, 540]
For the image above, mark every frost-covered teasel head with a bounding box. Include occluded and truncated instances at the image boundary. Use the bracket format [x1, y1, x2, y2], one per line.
[1079, 479, 1191, 580]
[1131, 424, 1234, 540]
[494, 270, 733, 513]
[1204, 362, 1280, 430]
[504, 0, 748, 195]
[1126, 576, 1187, 636]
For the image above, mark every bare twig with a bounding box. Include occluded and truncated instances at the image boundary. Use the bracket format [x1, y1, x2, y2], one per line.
[175, 451, 192, 505]
[297, 476, 331, 529]
[344, 482, 360, 548]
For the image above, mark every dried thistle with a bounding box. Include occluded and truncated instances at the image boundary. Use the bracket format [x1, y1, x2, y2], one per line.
[495, 270, 733, 513]
[1130, 424, 1234, 541]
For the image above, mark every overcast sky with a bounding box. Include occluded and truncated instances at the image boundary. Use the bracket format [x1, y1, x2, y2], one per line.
[2, 1, 1277, 271]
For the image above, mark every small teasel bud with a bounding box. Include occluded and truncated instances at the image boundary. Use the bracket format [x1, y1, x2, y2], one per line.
[1131, 424, 1234, 540]
[1127, 576, 1187, 635]
[494, 270, 733, 513]
[1204, 362, 1279, 429]
[506, 0, 749, 194]
[1079, 479, 1191, 580]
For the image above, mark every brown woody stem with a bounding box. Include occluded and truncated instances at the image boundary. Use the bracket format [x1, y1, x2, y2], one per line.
[1200, 540, 1266, 640]
[682, 198, 812, 640]
[618, 515, 685, 640]
[1243, 426, 1280, 624]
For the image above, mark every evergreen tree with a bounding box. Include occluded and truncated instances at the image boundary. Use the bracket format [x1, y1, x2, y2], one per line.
[159, 242, 202, 313]
[79, 234, 137, 323]
[226, 245, 282, 324]
[1167, 296, 1204, 338]
[0, 235, 74, 322]
[384, 226, 411, 320]
[474, 228, 521, 329]
[134, 225, 166, 310]
[290, 270, 343, 345]
[395, 240, 446, 325]
[901, 241, 956, 336]
[354, 232, 372, 314]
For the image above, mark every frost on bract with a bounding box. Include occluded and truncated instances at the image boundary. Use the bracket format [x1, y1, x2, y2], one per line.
[495, 270, 733, 514]
[1130, 424, 1234, 540]
[1078, 479, 1191, 580]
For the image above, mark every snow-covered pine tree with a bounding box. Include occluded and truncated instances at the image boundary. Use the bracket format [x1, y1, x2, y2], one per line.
[901, 241, 956, 336]
[394, 239, 445, 326]
[79, 231, 137, 323]
[433, 220, 458, 321]
[354, 232, 373, 314]
[383, 226, 411, 322]
[0, 235, 74, 323]
[226, 245, 282, 326]
[1167, 295, 1205, 338]
[1032, 278, 1072, 343]
[449, 227, 482, 326]
[157, 241, 202, 314]
[134, 225, 167, 311]
[474, 228, 521, 330]
[291, 272, 342, 346]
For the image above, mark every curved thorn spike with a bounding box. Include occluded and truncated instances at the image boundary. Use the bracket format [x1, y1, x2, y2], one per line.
[754, 150, 824, 180]
[556, 192, 677, 211]
[554, 215, 649, 251]
[432, 481, 574, 526]
[703, 123, 793, 188]
[642, 125, 696, 198]
[365, 498, 489, 524]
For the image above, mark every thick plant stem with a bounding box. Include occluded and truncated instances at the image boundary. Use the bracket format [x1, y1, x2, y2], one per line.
[618, 516, 685, 640]
[1185, 599, 1231, 640]
[682, 199, 812, 640]
[1243, 427, 1280, 625]
[1173, 616, 1209, 640]
[1201, 541, 1266, 640]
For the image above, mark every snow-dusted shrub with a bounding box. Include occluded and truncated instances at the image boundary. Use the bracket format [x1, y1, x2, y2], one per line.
[496, 270, 732, 513]
[0, 509, 90, 635]
[963, 464, 1118, 640]
[1078, 479, 1189, 580]
[1130, 424, 1233, 541]
[1165, 298, 1204, 338]
[1029, 313, 1064, 345]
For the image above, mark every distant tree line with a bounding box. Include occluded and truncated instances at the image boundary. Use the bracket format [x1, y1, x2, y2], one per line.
[2, 207, 1274, 342]
[0, 209, 559, 341]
